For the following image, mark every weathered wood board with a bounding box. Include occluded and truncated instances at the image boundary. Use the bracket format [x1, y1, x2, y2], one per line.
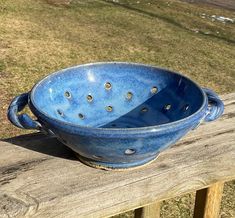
[0, 93, 235, 218]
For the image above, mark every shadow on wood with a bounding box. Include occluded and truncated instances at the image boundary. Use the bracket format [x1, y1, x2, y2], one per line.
[3, 133, 76, 160]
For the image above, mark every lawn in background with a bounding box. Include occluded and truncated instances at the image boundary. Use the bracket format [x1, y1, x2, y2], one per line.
[0, 0, 234, 217]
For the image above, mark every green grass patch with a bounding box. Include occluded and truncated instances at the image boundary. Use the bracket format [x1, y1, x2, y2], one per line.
[0, 60, 6, 71]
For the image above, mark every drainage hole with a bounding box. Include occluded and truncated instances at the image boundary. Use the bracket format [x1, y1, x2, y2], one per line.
[164, 104, 171, 111]
[78, 113, 85, 119]
[126, 92, 133, 100]
[57, 109, 64, 116]
[151, 86, 158, 94]
[87, 94, 93, 102]
[141, 107, 148, 113]
[184, 104, 189, 111]
[64, 91, 71, 99]
[104, 82, 112, 90]
[124, 149, 136, 155]
[106, 106, 113, 112]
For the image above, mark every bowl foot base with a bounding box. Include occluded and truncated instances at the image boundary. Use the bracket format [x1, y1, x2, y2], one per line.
[75, 154, 160, 171]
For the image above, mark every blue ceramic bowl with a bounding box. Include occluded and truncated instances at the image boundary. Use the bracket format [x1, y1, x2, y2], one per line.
[8, 62, 224, 170]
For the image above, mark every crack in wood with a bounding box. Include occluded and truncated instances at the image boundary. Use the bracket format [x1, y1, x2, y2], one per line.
[0, 193, 28, 218]
[174, 129, 235, 149]
[0, 191, 40, 218]
[215, 129, 235, 136]
[0, 158, 50, 188]
[222, 112, 235, 119]
[225, 102, 235, 106]
[173, 138, 201, 147]
[0, 176, 17, 186]
[0, 158, 49, 176]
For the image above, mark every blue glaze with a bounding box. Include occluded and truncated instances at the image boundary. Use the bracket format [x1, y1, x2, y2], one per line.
[7, 93, 41, 129]
[7, 62, 224, 170]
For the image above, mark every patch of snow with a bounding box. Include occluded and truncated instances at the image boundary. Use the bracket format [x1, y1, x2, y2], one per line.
[217, 16, 233, 23]
[199, 13, 234, 23]
[211, 15, 234, 23]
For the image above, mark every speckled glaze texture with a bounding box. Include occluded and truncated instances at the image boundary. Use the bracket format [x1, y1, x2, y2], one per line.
[8, 62, 224, 170]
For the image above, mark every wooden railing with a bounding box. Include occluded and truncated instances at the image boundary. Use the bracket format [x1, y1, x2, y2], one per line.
[0, 93, 234, 218]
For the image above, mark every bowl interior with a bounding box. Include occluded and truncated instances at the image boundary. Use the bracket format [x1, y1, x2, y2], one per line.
[31, 63, 204, 128]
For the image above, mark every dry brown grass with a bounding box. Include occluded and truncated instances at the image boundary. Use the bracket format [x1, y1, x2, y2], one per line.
[0, 0, 234, 217]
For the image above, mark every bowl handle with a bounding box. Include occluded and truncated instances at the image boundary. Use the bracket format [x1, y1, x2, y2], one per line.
[202, 88, 224, 122]
[7, 93, 42, 130]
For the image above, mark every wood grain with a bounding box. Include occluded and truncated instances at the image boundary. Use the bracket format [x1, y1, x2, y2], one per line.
[193, 182, 224, 218]
[134, 202, 161, 218]
[0, 93, 235, 218]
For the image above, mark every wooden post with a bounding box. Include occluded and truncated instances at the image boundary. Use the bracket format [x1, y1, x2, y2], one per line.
[134, 202, 161, 218]
[193, 182, 224, 218]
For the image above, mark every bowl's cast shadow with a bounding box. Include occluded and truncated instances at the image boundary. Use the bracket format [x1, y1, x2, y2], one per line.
[3, 133, 77, 160]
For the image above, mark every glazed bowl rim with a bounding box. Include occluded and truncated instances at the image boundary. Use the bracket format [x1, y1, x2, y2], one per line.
[30, 62, 207, 134]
